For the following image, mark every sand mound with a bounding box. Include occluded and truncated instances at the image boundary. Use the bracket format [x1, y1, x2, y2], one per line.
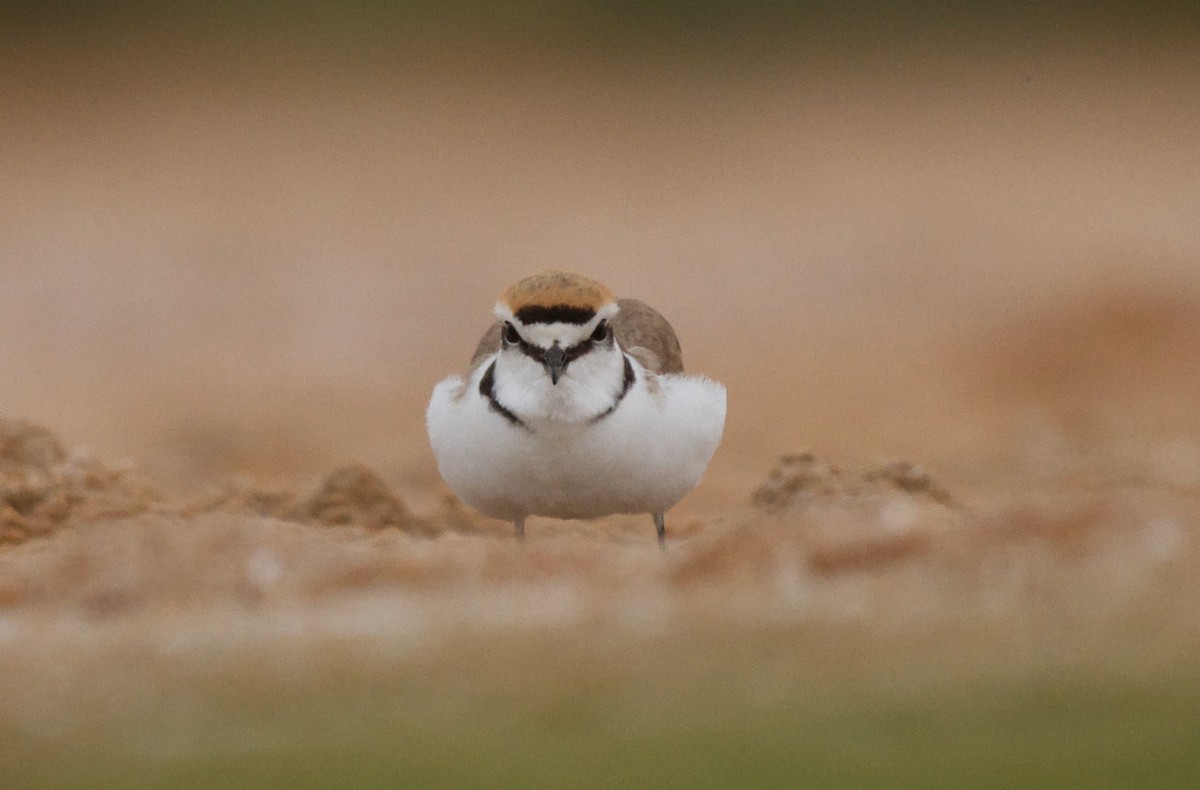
[0, 419, 157, 545]
[671, 453, 963, 582]
[750, 453, 959, 573]
[184, 463, 437, 536]
[0, 419, 440, 548]
[751, 452, 954, 510]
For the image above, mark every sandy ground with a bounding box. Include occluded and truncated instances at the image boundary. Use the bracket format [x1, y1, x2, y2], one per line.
[2, 17, 1200, 785]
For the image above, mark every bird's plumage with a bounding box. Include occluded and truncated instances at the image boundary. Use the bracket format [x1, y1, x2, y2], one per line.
[612, 298, 684, 375]
[427, 271, 726, 543]
[498, 270, 615, 317]
[466, 297, 682, 376]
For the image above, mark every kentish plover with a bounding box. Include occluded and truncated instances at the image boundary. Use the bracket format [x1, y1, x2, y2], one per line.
[426, 271, 726, 545]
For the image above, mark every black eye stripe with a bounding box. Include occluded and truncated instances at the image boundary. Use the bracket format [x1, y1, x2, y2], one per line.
[503, 323, 611, 364]
[562, 341, 594, 362]
[516, 337, 544, 362]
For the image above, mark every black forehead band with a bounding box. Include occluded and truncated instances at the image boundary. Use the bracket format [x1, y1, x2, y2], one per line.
[513, 304, 596, 325]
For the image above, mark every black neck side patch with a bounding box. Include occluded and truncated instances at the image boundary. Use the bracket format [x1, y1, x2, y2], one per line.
[514, 304, 596, 325]
[479, 360, 528, 430]
[590, 354, 636, 424]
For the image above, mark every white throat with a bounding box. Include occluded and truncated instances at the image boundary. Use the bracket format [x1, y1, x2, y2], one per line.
[491, 342, 630, 424]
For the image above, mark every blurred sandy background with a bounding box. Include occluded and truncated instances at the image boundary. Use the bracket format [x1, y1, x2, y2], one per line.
[2, 3, 1200, 786]
[4, 3, 1198, 501]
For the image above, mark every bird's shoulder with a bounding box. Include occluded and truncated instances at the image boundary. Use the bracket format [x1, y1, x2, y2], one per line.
[613, 298, 683, 375]
[468, 321, 503, 372]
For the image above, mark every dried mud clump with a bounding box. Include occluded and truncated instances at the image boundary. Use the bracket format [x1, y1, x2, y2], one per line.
[750, 452, 845, 509]
[189, 463, 438, 536]
[300, 463, 412, 531]
[0, 419, 156, 545]
[861, 460, 954, 505]
[735, 452, 961, 576]
[752, 452, 953, 510]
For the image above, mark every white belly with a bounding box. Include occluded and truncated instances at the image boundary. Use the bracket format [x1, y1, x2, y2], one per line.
[426, 361, 726, 520]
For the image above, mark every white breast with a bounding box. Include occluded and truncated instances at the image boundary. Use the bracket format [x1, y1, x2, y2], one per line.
[426, 357, 726, 521]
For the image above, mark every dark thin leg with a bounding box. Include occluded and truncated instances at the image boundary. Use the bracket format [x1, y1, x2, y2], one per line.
[514, 517, 525, 540]
[653, 513, 666, 548]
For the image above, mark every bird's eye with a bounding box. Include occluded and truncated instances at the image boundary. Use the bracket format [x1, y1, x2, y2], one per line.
[503, 323, 520, 345]
[591, 320, 610, 343]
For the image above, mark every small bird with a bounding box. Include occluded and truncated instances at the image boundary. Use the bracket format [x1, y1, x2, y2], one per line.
[426, 271, 726, 545]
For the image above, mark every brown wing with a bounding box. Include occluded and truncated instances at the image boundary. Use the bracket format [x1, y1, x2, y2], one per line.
[613, 298, 684, 374]
[468, 321, 502, 370]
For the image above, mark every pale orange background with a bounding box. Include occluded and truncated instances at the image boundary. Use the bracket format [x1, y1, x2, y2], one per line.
[2, 18, 1198, 519]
